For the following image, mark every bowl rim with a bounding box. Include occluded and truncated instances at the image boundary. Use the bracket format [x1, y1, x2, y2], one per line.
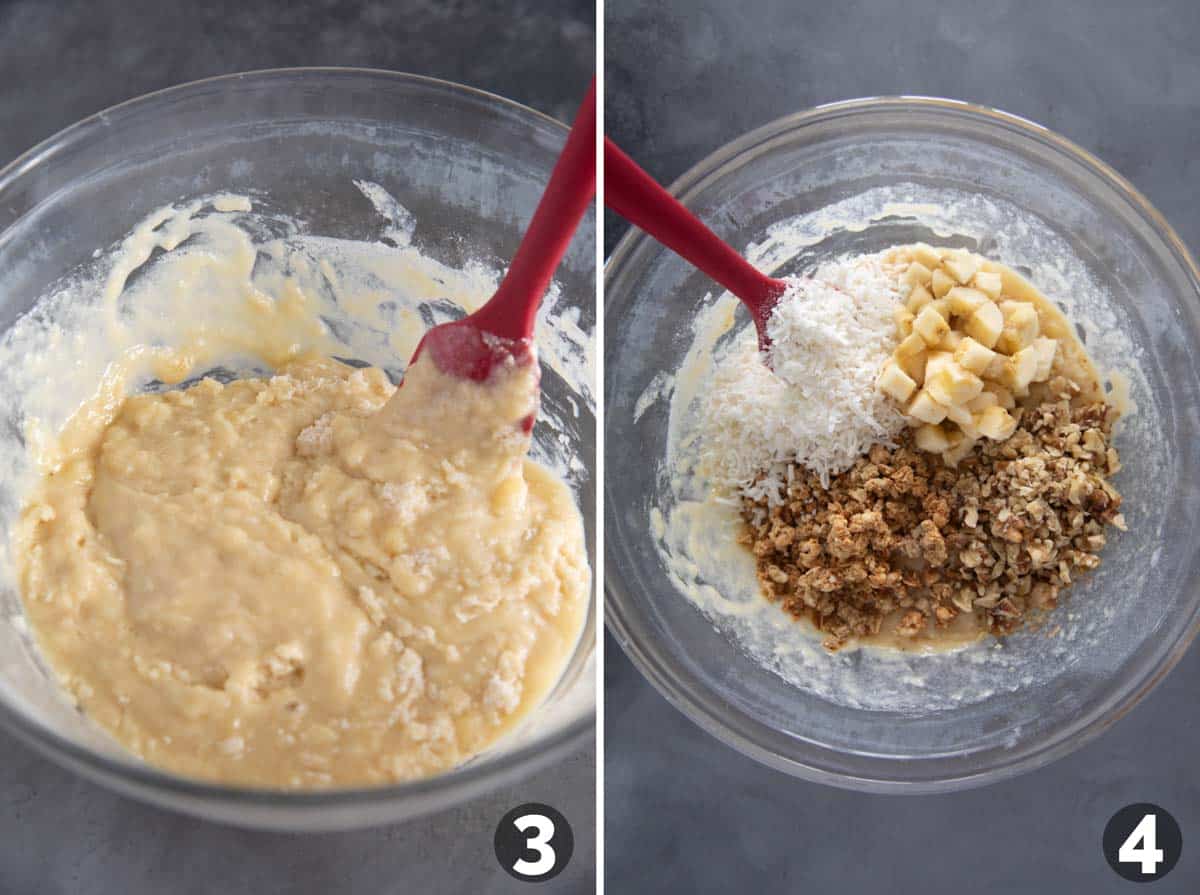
[0, 66, 595, 812]
[603, 94, 1200, 793]
[0, 65, 572, 194]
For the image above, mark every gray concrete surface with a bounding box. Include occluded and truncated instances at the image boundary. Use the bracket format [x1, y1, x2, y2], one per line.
[0, 2, 595, 893]
[605, 1, 1200, 892]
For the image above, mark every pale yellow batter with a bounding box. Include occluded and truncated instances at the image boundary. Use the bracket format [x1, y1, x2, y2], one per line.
[15, 352, 589, 788]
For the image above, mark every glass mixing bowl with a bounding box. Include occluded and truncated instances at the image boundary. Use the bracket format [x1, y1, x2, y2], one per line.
[605, 97, 1200, 793]
[0, 69, 595, 830]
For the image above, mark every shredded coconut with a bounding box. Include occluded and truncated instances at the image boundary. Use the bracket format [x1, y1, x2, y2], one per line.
[699, 254, 906, 503]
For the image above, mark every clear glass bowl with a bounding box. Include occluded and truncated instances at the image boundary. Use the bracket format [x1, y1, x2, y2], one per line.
[605, 97, 1200, 793]
[0, 69, 595, 830]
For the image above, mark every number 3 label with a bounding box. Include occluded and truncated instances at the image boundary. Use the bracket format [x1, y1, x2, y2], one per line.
[495, 802, 574, 882]
[512, 813, 557, 876]
[1104, 803, 1182, 882]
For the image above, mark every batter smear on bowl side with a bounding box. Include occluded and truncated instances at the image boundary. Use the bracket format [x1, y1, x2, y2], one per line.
[700, 245, 1126, 652]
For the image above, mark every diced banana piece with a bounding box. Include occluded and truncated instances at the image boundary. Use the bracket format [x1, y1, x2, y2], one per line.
[944, 403, 970, 425]
[925, 359, 984, 406]
[967, 391, 999, 413]
[1031, 336, 1057, 381]
[977, 405, 1017, 441]
[983, 381, 1015, 409]
[943, 436, 977, 466]
[877, 361, 917, 403]
[1004, 345, 1040, 394]
[923, 350, 954, 379]
[895, 331, 926, 359]
[903, 262, 934, 289]
[905, 284, 934, 313]
[983, 352, 1008, 380]
[907, 389, 948, 424]
[915, 424, 952, 453]
[931, 268, 955, 299]
[973, 270, 1003, 300]
[946, 286, 988, 316]
[954, 336, 996, 375]
[963, 300, 1003, 348]
[943, 250, 980, 285]
[938, 329, 963, 351]
[910, 244, 942, 269]
[893, 305, 915, 337]
[997, 301, 1039, 353]
[999, 299, 1028, 317]
[897, 349, 927, 385]
[913, 304, 950, 346]
[945, 403, 980, 439]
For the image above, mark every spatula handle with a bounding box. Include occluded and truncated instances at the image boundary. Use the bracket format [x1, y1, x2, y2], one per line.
[472, 81, 598, 341]
[604, 137, 783, 314]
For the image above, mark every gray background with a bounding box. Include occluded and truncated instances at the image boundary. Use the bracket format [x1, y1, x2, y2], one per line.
[0, 1, 595, 893]
[605, 1, 1200, 893]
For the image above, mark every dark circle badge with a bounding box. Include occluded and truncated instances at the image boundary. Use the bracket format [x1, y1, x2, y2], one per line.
[494, 802, 574, 882]
[1103, 803, 1182, 882]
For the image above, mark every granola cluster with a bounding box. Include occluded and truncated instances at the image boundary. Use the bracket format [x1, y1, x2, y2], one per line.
[742, 377, 1125, 651]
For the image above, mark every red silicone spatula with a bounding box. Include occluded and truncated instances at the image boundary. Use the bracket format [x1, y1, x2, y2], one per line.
[604, 138, 787, 352]
[412, 81, 597, 383]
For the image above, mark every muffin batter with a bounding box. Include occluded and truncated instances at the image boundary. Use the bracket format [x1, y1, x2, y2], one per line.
[15, 352, 589, 787]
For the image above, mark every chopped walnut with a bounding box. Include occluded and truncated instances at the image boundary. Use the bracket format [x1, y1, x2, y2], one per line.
[744, 398, 1124, 650]
[897, 610, 925, 637]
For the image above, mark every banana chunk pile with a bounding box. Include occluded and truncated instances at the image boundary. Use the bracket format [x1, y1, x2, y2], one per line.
[876, 245, 1058, 464]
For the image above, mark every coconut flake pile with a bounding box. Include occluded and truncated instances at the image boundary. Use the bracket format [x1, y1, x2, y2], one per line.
[698, 254, 905, 504]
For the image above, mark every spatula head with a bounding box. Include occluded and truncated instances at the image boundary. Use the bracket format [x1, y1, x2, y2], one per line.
[412, 318, 536, 382]
[751, 278, 788, 356]
[409, 319, 540, 432]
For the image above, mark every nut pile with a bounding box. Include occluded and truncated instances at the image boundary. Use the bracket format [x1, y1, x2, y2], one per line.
[741, 378, 1125, 651]
[877, 245, 1058, 463]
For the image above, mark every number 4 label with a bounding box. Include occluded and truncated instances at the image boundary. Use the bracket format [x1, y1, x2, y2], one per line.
[1103, 803, 1182, 882]
[1118, 813, 1164, 875]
